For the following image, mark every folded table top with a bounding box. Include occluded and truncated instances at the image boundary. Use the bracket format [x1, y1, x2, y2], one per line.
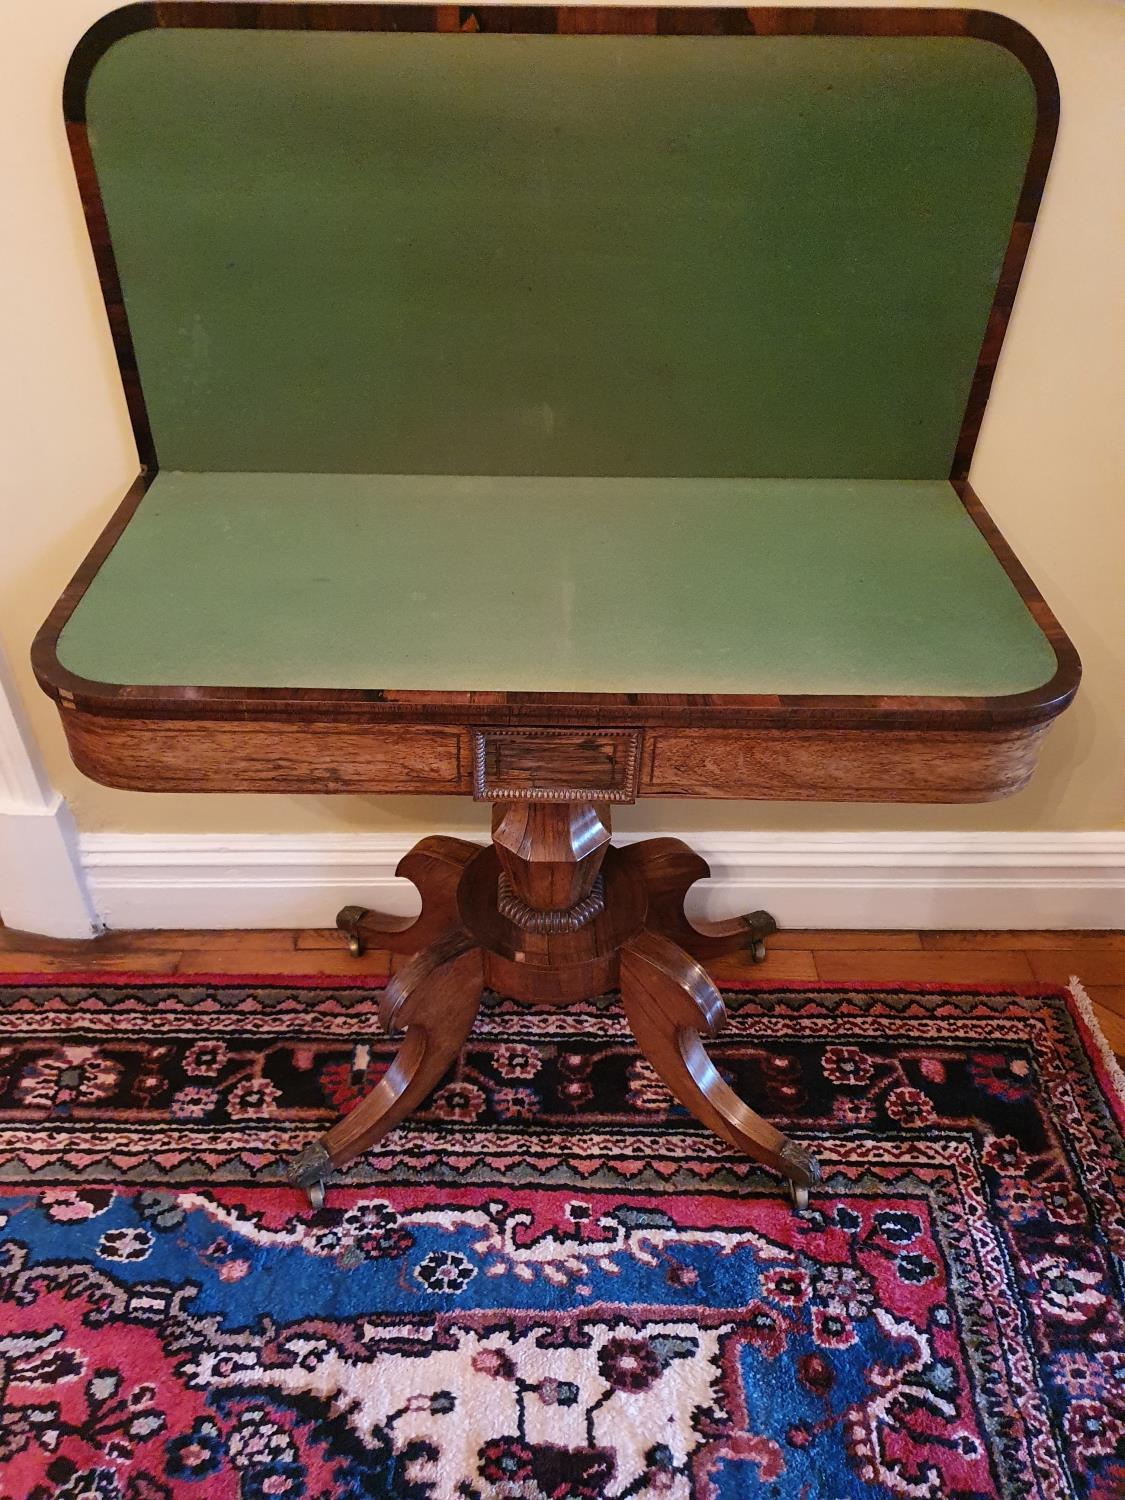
[74, 22, 1037, 480]
[36, 7, 1076, 757]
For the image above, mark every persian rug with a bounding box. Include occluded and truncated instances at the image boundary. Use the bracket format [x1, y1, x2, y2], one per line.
[0, 974, 1121, 1500]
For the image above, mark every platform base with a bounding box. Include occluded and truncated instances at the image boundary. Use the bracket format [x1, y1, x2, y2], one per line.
[297, 807, 819, 1207]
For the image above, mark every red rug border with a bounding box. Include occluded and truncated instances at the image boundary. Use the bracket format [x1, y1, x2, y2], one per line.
[0, 970, 1076, 997]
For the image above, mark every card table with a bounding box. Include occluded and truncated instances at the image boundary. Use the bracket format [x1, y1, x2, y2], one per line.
[36, 6, 1079, 1208]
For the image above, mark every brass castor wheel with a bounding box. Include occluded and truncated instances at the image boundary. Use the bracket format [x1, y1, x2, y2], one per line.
[746, 909, 776, 964]
[286, 1141, 332, 1210]
[336, 904, 369, 958]
[780, 1140, 820, 1213]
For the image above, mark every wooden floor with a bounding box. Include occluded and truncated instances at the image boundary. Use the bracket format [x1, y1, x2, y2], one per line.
[1, 923, 1122, 1062]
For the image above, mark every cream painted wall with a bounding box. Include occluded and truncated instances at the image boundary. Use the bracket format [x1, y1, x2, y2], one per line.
[2, 0, 1123, 842]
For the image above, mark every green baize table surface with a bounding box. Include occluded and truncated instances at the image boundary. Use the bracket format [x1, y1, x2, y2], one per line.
[86, 31, 1035, 481]
[56, 473, 1056, 698]
[66, 31, 1053, 701]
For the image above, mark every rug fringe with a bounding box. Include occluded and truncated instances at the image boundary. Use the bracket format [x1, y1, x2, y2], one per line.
[1068, 974, 1125, 1107]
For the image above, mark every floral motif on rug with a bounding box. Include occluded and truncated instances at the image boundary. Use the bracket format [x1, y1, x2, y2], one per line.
[0, 975, 1121, 1500]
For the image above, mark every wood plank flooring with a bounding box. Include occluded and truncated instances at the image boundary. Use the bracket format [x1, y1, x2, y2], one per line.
[0, 925, 1122, 1062]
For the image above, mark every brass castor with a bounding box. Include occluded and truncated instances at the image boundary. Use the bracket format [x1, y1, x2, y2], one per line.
[780, 1139, 820, 1213]
[287, 1141, 331, 1209]
[336, 904, 369, 958]
[747, 909, 776, 964]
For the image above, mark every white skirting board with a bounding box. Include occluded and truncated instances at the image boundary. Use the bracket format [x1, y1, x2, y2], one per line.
[76, 830, 1125, 932]
[0, 798, 99, 939]
[0, 642, 99, 940]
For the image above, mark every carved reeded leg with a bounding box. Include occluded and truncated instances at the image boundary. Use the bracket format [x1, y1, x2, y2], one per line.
[337, 835, 481, 956]
[287, 930, 484, 1205]
[621, 837, 777, 963]
[620, 929, 821, 1207]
